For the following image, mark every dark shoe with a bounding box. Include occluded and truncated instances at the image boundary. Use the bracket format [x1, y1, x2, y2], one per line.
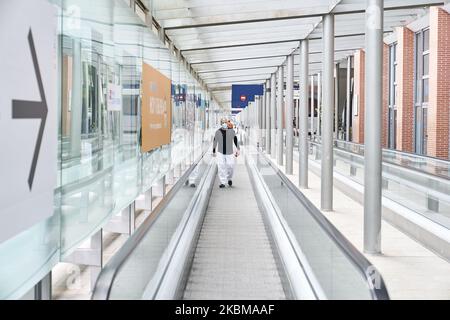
[190, 183, 196, 188]
[228, 180, 233, 186]
[219, 184, 226, 188]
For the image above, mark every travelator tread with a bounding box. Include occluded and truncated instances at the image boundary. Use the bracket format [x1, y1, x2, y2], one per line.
[183, 161, 286, 300]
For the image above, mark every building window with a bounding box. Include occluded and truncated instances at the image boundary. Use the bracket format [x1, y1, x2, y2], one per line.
[388, 43, 398, 149]
[414, 28, 430, 155]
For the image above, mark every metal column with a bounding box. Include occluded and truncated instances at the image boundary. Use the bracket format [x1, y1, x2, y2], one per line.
[70, 39, 82, 158]
[286, 54, 294, 174]
[261, 89, 266, 149]
[334, 64, 339, 140]
[265, 79, 271, 154]
[270, 73, 277, 157]
[299, 40, 309, 189]
[34, 272, 52, 300]
[346, 56, 352, 141]
[277, 66, 284, 166]
[256, 96, 261, 148]
[318, 72, 322, 137]
[364, 0, 383, 254]
[310, 75, 315, 139]
[321, 14, 335, 211]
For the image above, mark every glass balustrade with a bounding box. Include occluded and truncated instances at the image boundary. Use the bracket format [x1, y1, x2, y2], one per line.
[246, 149, 386, 300]
[0, 0, 221, 299]
[308, 141, 450, 230]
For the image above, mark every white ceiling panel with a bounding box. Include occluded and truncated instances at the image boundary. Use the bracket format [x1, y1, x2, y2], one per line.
[149, 0, 444, 108]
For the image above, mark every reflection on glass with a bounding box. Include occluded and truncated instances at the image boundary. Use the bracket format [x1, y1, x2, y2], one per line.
[0, 0, 220, 299]
[310, 140, 450, 230]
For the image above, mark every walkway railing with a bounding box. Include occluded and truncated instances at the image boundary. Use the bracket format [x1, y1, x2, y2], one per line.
[246, 146, 389, 300]
[307, 139, 450, 230]
[314, 137, 450, 180]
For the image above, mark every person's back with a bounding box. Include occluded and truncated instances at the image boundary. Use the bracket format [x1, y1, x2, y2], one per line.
[213, 127, 238, 156]
[213, 121, 240, 188]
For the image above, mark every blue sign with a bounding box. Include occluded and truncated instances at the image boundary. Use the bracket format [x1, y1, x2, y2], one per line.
[231, 84, 264, 109]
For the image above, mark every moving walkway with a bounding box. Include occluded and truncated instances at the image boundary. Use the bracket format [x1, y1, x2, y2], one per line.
[91, 147, 389, 300]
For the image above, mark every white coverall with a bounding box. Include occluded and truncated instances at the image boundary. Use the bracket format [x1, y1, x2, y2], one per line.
[217, 153, 235, 185]
[188, 163, 200, 185]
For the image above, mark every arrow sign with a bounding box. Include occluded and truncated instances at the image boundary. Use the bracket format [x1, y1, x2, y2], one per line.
[11, 29, 48, 190]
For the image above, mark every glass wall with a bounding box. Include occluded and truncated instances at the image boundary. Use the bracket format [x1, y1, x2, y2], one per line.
[0, 0, 216, 299]
[388, 43, 398, 150]
[414, 28, 430, 155]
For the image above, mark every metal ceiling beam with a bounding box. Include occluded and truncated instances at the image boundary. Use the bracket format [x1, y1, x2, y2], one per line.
[308, 30, 392, 40]
[331, 1, 444, 14]
[206, 78, 268, 85]
[197, 65, 279, 74]
[211, 87, 233, 92]
[203, 72, 274, 81]
[181, 39, 300, 52]
[190, 54, 287, 65]
[162, 1, 444, 30]
[181, 31, 389, 53]
[164, 12, 325, 31]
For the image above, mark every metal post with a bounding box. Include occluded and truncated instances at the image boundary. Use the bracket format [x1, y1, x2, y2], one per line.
[256, 96, 261, 148]
[270, 73, 277, 157]
[310, 75, 315, 139]
[364, 0, 383, 254]
[277, 66, 284, 165]
[153, 176, 166, 198]
[346, 56, 352, 141]
[334, 64, 339, 140]
[286, 54, 294, 174]
[144, 188, 152, 211]
[299, 40, 309, 188]
[63, 228, 103, 290]
[34, 272, 52, 300]
[265, 79, 271, 154]
[318, 72, 322, 137]
[70, 39, 82, 158]
[261, 89, 266, 150]
[321, 14, 335, 211]
[295, 99, 299, 137]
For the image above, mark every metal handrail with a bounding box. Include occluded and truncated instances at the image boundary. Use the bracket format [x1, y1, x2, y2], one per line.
[91, 151, 207, 300]
[258, 151, 390, 300]
[311, 138, 450, 180]
[245, 154, 320, 300]
[150, 159, 217, 299]
[309, 140, 450, 186]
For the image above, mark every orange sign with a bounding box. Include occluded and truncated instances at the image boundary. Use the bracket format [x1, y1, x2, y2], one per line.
[141, 63, 172, 153]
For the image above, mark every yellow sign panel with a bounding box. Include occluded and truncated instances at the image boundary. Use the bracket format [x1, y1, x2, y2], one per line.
[141, 63, 172, 153]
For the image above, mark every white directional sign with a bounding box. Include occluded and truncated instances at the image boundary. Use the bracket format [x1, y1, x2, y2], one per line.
[0, 0, 57, 244]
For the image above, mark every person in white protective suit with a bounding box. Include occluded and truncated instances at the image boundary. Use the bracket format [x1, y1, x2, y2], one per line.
[212, 119, 240, 188]
[188, 163, 200, 188]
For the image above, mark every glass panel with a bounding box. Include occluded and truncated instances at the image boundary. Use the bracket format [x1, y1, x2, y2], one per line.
[415, 106, 423, 154]
[0, 0, 62, 300]
[393, 84, 397, 106]
[310, 140, 450, 230]
[0, 0, 217, 298]
[423, 29, 430, 52]
[414, 32, 422, 104]
[423, 54, 429, 76]
[393, 109, 397, 149]
[251, 152, 371, 299]
[422, 78, 429, 103]
[108, 156, 211, 299]
[423, 107, 428, 154]
[393, 43, 397, 61]
[393, 64, 397, 83]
